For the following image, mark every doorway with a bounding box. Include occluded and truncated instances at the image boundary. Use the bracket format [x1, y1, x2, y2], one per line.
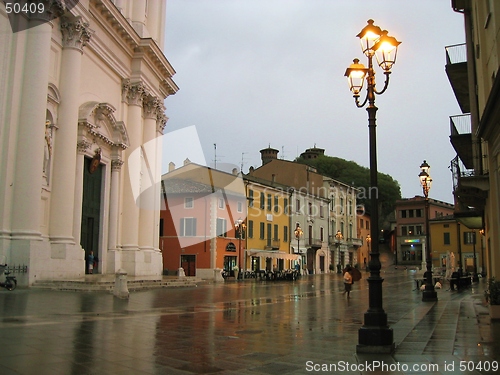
[181, 255, 196, 276]
[81, 157, 103, 274]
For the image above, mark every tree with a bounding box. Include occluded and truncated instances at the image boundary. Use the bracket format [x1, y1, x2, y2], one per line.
[296, 155, 401, 223]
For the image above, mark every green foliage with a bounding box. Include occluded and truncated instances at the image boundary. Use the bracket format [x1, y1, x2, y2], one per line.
[296, 155, 401, 222]
[485, 278, 500, 305]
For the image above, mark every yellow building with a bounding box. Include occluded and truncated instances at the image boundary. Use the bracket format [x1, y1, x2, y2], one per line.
[430, 216, 484, 277]
[243, 176, 298, 272]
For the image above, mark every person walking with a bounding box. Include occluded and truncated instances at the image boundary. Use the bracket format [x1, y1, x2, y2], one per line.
[343, 265, 353, 298]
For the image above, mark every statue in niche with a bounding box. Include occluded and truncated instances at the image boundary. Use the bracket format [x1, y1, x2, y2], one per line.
[43, 120, 53, 183]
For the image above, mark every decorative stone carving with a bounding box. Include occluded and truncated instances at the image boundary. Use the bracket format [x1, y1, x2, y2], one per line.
[60, 16, 92, 52]
[122, 79, 147, 106]
[143, 95, 161, 120]
[77, 139, 92, 154]
[157, 113, 169, 133]
[111, 158, 124, 171]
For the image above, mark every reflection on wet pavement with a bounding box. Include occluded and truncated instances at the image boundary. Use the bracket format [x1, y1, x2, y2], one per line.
[0, 269, 499, 374]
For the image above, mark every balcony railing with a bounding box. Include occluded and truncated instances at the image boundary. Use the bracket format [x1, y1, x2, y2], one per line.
[445, 43, 469, 113]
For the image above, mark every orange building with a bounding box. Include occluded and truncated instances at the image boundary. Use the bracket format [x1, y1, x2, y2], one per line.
[159, 163, 247, 279]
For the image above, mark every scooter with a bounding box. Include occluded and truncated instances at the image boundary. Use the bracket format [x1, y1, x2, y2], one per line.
[0, 264, 17, 291]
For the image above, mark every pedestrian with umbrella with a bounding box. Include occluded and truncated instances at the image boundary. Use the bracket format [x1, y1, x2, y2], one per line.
[342, 265, 362, 298]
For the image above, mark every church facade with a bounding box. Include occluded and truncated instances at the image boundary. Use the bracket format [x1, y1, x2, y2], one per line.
[0, 0, 178, 285]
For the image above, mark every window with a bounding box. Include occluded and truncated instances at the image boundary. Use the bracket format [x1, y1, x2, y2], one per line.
[320, 227, 324, 242]
[444, 232, 451, 245]
[401, 226, 407, 236]
[400, 210, 407, 218]
[184, 197, 194, 208]
[330, 196, 335, 210]
[464, 232, 476, 245]
[416, 225, 422, 235]
[284, 198, 288, 214]
[248, 189, 254, 207]
[409, 209, 414, 218]
[267, 194, 272, 211]
[308, 202, 313, 216]
[416, 209, 422, 217]
[340, 198, 344, 213]
[274, 196, 279, 213]
[274, 224, 279, 240]
[259, 222, 265, 239]
[408, 226, 415, 235]
[248, 220, 254, 238]
[267, 223, 272, 246]
[260, 192, 265, 209]
[180, 218, 197, 237]
[283, 226, 288, 242]
[349, 201, 352, 215]
[216, 218, 227, 237]
[320, 205, 324, 218]
[218, 198, 224, 209]
[296, 199, 301, 213]
[349, 223, 353, 239]
[237, 201, 243, 212]
[366, 220, 370, 230]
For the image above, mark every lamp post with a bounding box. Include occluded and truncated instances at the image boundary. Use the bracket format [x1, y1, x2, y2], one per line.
[235, 218, 246, 279]
[472, 231, 479, 282]
[344, 19, 400, 353]
[335, 230, 343, 272]
[419, 160, 437, 302]
[294, 223, 303, 268]
[480, 229, 486, 277]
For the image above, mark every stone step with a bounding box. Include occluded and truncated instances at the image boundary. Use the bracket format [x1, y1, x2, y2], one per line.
[32, 277, 203, 292]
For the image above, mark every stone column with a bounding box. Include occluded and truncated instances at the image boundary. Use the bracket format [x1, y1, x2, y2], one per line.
[146, 0, 161, 43]
[121, 80, 145, 263]
[11, 18, 54, 240]
[49, 16, 92, 244]
[138, 95, 161, 251]
[107, 157, 123, 273]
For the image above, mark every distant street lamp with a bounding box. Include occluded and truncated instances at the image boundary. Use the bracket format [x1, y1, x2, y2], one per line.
[419, 160, 437, 302]
[235, 218, 246, 279]
[345, 19, 400, 353]
[366, 234, 371, 271]
[335, 230, 343, 272]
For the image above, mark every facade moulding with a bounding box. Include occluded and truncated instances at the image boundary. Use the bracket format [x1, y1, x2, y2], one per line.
[60, 15, 93, 52]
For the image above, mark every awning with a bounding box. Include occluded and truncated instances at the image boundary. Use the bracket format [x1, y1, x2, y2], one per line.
[246, 249, 301, 261]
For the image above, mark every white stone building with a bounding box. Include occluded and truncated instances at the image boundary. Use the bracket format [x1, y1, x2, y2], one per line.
[0, 0, 178, 285]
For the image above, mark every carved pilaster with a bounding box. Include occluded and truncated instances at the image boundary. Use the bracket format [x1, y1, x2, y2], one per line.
[77, 139, 92, 154]
[122, 79, 147, 107]
[60, 16, 92, 52]
[111, 158, 124, 171]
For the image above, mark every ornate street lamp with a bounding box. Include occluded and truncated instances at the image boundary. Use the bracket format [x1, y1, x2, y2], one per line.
[294, 223, 303, 253]
[419, 160, 437, 302]
[235, 218, 246, 279]
[335, 230, 343, 272]
[344, 19, 400, 353]
[366, 234, 371, 271]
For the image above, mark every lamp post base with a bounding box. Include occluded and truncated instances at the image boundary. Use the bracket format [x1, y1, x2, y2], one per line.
[422, 290, 438, 302]
[357, 326, 395, 354]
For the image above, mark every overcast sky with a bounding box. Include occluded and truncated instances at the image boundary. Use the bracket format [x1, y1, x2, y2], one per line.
[162, 0, 465, 204]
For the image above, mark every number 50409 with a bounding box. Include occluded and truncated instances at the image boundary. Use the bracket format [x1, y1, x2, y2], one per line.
[5, 2, 45, 14]
[459, 361, 498, 372]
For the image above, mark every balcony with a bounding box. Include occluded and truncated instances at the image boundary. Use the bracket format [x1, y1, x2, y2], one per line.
[450, 156, 488, 228]
[347, 238, 363, 248]
[450, 114, 473, 169]
[445, 43, 469, 113]
[265, 239, 280, 250]
[307, 238, 323, 249]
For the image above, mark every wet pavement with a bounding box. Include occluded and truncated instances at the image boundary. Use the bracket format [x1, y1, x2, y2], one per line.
[0, 268, 499, 374]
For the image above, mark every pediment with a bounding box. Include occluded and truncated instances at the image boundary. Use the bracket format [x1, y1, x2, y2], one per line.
[78, 102, 129, 149]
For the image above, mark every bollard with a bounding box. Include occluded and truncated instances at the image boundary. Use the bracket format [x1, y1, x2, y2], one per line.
[113, 269, 129, 299]
[214, 268, 224, 282]
[178, 267, 185, 277]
